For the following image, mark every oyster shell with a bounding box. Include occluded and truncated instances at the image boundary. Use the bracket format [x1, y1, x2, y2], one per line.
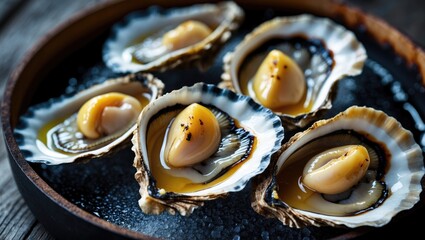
[252, 106, 424, 228]
[14, 74, 164, 165]
[220, 15, 367, 129]
[103, 1, 244, 73]
[132, 83, 284, 215]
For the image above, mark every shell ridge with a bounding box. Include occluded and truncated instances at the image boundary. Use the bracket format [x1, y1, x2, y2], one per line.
[253, 106, 424, 228]
[220, 14, 367, 129]
[133, 83, 284, 214]
[16, 74, 163, 165]
[103, 2, 244, 73]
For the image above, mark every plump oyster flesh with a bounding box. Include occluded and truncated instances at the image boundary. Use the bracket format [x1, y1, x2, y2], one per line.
[252, 106, 424, 228]
[157, 103, 254, 182]
[132, 83, 284, 216]
[14, 74, 164, 165]
[277, 131, 387, 216]
[220, 15, 367, 129]
[103, 1, 244, 73]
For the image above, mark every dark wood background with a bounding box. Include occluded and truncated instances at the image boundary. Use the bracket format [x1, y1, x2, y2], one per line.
[0, 0, 424, 239]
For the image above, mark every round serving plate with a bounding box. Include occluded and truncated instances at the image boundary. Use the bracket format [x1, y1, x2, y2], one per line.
[2, 0, 425, 239]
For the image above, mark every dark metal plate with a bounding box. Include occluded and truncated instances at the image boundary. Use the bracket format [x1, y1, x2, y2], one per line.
[3, 2, 425, 239]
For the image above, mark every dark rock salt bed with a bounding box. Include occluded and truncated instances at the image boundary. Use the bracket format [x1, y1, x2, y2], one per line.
[29, 7, 425, 240]
[37, 149, 319, 239]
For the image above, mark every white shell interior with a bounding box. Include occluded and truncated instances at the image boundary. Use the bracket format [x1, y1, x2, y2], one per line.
[104, 2, 242, 73]
[136, 83, 284, 196]
[276, 106, 424, 227]
[226, 14, 367, 113]
[15, 79, 160, 165]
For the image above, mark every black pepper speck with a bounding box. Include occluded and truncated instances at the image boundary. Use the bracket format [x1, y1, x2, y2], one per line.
[186, 132, 192, 141]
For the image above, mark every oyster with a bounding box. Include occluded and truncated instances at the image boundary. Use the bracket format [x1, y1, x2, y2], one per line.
[220, 15, 367, 129]
[14, 74, 164, 165]
[103, 1, 244, 73]
[132, 83, 284, 215]
[252, 106, 424, 228]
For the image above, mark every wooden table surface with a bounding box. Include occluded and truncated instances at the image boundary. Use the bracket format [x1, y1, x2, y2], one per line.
[0, 0, 424, 239]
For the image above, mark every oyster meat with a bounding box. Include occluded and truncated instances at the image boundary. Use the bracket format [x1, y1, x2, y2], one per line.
[252, 106, 424, 228]
[132, 83, 284, 215]
[14, 74, 164, 165]
[220, 15, 367, 129]
[103, 1, 244, 73]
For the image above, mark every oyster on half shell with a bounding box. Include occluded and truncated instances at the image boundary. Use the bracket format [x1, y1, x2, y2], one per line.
[252, 106, 424, 228]
[103, 1, 244, 73]
[132, 83, 284, 215]
[14, 74, 164, 165]
[220, 15, 367, 129]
